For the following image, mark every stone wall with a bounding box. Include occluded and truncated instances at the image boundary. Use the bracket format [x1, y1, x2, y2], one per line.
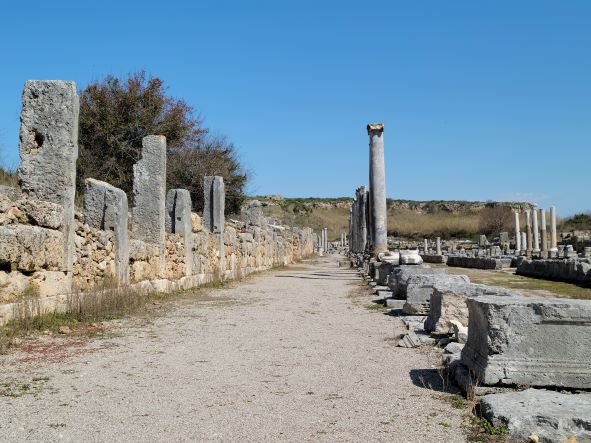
[0, 80, 315, 318]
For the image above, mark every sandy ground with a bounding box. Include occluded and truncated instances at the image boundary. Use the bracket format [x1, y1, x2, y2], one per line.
[0, 256, 467, 442]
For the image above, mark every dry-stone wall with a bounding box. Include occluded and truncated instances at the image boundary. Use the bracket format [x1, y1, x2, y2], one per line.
[0, 81, 315, 321]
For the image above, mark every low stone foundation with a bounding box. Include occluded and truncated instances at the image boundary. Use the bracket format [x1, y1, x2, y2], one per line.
[516, 258, 591, 284]
[447, 256, 512, 270]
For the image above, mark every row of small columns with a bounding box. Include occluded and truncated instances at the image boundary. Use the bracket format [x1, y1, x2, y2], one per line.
[514, 206, 558, 254]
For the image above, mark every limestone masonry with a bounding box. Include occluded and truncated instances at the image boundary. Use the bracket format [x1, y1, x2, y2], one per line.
[0, 81, 315, 322]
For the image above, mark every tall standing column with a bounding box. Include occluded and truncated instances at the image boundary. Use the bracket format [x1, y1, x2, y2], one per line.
[423, 238, 428, 255]
[521, 232, 527, 254]
[532, 207, 540, 253]
[525, 210, 533, 253]
[514, 211, 521, 253]
[540, 208, 548, 256]
[324, 228, 328, 252]
[550, 206, 558, 250]
[367, 124, 388, 255]
[436, 237, 442, 255]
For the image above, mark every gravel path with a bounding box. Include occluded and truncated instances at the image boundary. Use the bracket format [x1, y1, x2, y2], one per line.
[0, 257, 467, 442]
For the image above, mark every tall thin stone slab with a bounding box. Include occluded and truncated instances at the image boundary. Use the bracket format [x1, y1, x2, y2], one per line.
[436, 237, 442, 255]
[203, 176, 225, 234]
[550, 206, 558, 250]
[166, 189, 193, 276]
[514, 211, 521, 253]
[367, 124, 388, 255]
[132, 136, 166, 252]
[84, 178, 129, 284]
[203, 176, 225, 278]
[18, 80, 79, 278]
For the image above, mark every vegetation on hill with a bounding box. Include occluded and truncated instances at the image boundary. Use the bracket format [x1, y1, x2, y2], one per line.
[253, 196, 532, 241]
[561, 213, 591, 231]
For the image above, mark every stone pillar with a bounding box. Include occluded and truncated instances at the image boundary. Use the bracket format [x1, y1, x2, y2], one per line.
[550, 206, 558, 250]
[540, 208, 548, 256]
[132, 136, 166, 255]
[203, 176, 225, 234]
[84, 178, 129, 284]
[349, 205, 355, 252]
[525, 210, 533, 253]
[532, 206, 540, 253]
[203, 176, 225, 277]
[423, 239, 428, 255]
[18, 80, 79, 281]
[367, 124, 388, 255]
[166, 189, 193, 276]
[521, 232, 527, 254]
[356, 187, 368, 253]
[324, 228, 328, 252]
[514, 211, 521, 253]
[436, 237, 442, 255]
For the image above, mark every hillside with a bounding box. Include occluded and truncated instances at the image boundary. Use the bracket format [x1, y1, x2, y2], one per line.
[250, 196, 534, 241]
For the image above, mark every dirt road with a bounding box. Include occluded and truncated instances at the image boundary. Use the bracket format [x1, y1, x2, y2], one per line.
[0, 257, 466, 442]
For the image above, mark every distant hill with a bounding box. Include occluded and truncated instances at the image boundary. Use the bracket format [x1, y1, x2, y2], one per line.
[249, 195, 534, 241]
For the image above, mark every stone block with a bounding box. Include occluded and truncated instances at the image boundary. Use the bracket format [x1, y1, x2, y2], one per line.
[387, 265, 447, 298]
[402, 274, 470, 315]
[16, 198, 64, 229]
[462, 295, 591, 389]
[481, 389, 591, 443]
[242, 199, 263, 227]
[399, 249, 423, 265]
[425, 283, 520, 334]
[0, 225, 64, 272]
[17, 80, 78, 274]
[132, 135, 166, 248]
[373, 261, 395, 285]
[84, 178, 129, 284]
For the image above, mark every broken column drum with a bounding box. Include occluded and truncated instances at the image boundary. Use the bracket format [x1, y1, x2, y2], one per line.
[367, 124, 388, 255]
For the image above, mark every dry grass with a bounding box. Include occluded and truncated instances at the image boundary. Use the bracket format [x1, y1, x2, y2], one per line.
[0, 167, 17, 187]
[437, 264, 591, 300]
[262, 203, 481, 240]
[390, 208, 479, 239]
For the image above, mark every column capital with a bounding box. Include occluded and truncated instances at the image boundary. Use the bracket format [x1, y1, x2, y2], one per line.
[366, 123, 384, 134]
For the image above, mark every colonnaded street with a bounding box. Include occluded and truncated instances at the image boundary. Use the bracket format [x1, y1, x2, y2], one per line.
[0, 257, 466, 442]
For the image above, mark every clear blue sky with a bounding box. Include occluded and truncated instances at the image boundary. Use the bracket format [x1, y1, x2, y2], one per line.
[0, 1, 589, 216]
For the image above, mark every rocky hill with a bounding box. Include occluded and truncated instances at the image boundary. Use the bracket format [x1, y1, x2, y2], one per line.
[249, 196, 534, 241]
